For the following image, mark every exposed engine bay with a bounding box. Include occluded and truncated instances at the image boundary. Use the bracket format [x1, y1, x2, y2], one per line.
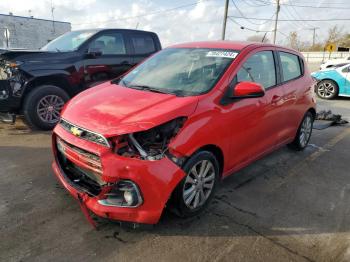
[112, 117, 186, 160]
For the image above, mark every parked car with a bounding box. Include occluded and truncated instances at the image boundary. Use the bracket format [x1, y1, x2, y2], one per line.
[0, 29, 161, 129]
[312, 63, 350, 99]
[52, 41, 316, 225]
[320, 56, 350, 70]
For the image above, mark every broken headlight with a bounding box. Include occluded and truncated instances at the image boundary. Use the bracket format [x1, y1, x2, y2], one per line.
[98, 180, 143, 207]
[110, 117, 187, 161]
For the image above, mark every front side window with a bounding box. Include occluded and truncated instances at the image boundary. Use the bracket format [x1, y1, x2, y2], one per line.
[41, 30, 98, 52]
[237, 51, 276, 88]
[280, 52, 302, 81]
[119, 48, 238, 96]
[131, 34, 156, 54]
[89, 33, 126, 55]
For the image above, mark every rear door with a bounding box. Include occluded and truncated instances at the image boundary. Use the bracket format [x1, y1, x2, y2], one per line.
[339, 65, 350, 94]
[83, 31, 133, 88]
[277, 51, 306, 142]
[127, 32, 159, 66]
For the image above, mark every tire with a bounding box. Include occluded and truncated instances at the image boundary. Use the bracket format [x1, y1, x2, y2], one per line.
[23, 85, 69, 130]
[170, 151, 220, 218]
[315, 80, 338, 100]
[288, 111, 314, 151]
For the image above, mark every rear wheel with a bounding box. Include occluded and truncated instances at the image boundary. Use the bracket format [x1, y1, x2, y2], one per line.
[288, 111, 314, 151]
[23, 85, 69, 130]
[171, 151, 219, 217]
[316, 80, 338, 99]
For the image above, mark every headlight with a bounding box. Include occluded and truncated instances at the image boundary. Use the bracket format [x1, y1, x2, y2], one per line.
[98, 180, 143, 207]
[0, 60, 23, 80]
[110, 117, 187, 161]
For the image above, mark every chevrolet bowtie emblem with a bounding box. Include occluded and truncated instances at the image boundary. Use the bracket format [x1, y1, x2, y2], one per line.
[70, 126, 83, 137]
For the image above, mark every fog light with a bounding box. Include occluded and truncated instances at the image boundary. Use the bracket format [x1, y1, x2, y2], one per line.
[124, 190, 134, 205]
[0, 90, 9, 100]
[98, 180, 143, 207]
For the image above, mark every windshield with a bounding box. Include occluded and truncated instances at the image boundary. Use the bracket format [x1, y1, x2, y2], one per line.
[41, 30, 98, 52]
[119, 48, 238, 96]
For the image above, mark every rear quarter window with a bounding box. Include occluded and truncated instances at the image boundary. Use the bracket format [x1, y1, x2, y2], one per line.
[131, 34, 156, 55]
[279, 52, 302, 82]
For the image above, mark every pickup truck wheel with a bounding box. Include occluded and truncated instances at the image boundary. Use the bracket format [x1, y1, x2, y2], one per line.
[316, 80, 338, 99]
[170, 151, 219, 218]
[23, 85, 69, 130]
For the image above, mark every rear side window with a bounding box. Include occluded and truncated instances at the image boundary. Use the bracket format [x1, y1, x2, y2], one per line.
[131, 34, 156, 54]
[279, 52, 302, 81]
[89, 33, 126, 55]
[237, 51, 276, 89]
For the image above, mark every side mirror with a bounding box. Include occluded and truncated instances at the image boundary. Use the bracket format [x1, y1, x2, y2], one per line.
[87, 47, 102, 58]
[231, 81, 265, 98]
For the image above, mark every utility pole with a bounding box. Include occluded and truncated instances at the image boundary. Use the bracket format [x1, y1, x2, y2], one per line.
[272, 0, 280, 44]
[51, 0, 55, 34]
[221, 0, 229, 40]
[310, 27, 319, 46]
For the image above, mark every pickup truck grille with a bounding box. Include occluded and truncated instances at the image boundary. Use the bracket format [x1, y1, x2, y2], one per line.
[59, 118, 110, 147]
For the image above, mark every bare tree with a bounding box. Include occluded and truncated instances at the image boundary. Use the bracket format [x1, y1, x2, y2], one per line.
[326, 25, 343, 45]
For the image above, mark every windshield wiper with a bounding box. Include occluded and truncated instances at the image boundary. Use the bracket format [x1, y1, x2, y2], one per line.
[128, 85, 183, 96]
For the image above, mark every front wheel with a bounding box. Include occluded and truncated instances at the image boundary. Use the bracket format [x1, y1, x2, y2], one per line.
[288, 111, 314, 151]
[23, 85, 69, 130]
[170, 151, 219, 217]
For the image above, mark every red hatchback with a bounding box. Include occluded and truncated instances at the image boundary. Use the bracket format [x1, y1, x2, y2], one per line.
[52, 41, 316, 225]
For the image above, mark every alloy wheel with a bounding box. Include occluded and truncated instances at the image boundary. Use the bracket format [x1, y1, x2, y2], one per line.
[36, 95, 65, 124]
[182, 160, 216, 210]
[317, 82, 335, 98]
[299, 115, 312, 147]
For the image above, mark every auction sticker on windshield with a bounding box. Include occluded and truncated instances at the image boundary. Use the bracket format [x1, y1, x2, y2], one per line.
[206, 51, 238, 59]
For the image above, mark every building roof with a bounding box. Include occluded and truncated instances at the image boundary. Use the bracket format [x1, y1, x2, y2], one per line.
[0, 13, 70, 25]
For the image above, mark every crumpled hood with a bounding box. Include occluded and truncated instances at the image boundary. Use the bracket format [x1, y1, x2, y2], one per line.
[61, 82, 199, 137]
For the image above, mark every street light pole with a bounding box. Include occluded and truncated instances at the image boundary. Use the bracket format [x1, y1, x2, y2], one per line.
[272, 0, 280, 44]
[221, 0, 229, 40]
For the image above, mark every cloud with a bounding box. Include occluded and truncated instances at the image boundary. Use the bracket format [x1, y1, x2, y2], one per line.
[0, 0, 349, 47]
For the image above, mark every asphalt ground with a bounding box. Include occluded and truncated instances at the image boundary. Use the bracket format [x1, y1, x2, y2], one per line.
[0, 96, 349, 262]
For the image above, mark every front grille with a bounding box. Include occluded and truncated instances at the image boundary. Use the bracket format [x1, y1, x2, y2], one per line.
[59, 118, 110, 147]
[56, 137, 105, 196]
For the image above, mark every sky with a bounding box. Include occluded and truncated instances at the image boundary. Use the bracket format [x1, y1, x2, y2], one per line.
[0, 0, 349, 47]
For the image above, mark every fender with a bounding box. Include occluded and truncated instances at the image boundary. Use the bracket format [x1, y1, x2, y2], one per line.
[21, 69, 79, 98]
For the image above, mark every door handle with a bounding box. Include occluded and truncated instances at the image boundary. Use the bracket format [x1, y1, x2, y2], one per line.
[121, 60, 130, 65]
[271, 95, 281, 105]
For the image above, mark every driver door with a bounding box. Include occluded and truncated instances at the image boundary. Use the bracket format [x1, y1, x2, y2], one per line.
[83, 32, 133, 88]
[225, 50, 286, 170]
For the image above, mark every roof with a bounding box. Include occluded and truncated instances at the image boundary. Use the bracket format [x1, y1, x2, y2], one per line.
[0, 13, 70, 25]
[75, 28, 157, 34]
[169, 41, 285, 51]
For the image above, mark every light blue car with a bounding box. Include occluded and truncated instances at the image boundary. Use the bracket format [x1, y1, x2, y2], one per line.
[312, 63, 350, 99]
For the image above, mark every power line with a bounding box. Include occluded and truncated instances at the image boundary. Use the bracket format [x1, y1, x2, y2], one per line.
[287, 3, 315, 28]
[72, 0, 215, 26]
[228, 15, 350, 21]
[228, 17, 273, 32]
[281, 2, 350, 9]
[231, 0, 274, 25]
[240, 0, 271, 7]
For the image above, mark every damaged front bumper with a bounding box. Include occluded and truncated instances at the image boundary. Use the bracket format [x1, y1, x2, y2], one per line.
[52, 124, 187, 225]
[0, 80, 21, 113]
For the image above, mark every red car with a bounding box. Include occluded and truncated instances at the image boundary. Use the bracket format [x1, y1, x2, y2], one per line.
[52, 41, 316, 225]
